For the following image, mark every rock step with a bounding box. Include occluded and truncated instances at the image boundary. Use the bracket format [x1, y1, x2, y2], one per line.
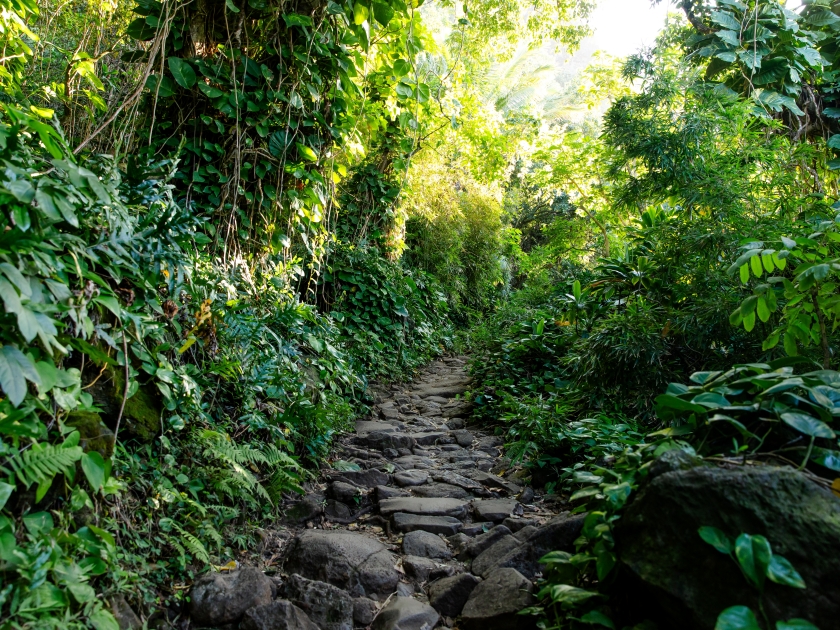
[190, 356, 569, 630]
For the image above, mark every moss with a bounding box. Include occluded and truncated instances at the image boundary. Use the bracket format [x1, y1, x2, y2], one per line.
[110, 369, 162, 443]
[66, 411, 115, 458]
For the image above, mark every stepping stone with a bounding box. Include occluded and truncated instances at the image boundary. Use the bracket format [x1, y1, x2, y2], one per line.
[411, 483, 471, 500]
[363, 431, 416, 450]
[461, 568, 535, 630]
[355, 420, 401, 435]
[392, 513, 463, 535]
[469, 471, 522, 495]
[461, 522, 493, 536]
[432, 470, 483, 491]
[393, 455, 435, 469]
[426, 396, 450, 404]
[410, 431, 448, 446]
[401, 555, 456, 582]
[452, 429, 474, 447]
[334, 469, 390, 488]
[372, 596, 439, 630]
[472, 499, 521, 522]
[377, 485, 408, 501]
[402, 530, 452, 559]
[379, 497, 468, 519]
[394, 470, 429, 487]
[428, 573, 481, 617]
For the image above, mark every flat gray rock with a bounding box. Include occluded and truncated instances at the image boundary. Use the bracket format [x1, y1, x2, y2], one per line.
[410, 431, 448, 446]
[394, 470, 429, 487]
[410, 483, 471, 500]
[432, 470, 483, 491]
[472, 499, 520, 522]
[372, 596, 440, 630]
[379, 497, 468, 519]
[355, 420, 401, 435]
[402, 530, 452, 559]
[393, 455, 435, 469]
[377, 485, 409, 501]
[334, 469, 390, 488]
[392, 513, 463, 535]
[461, 568, 535, 630]
[469, 471, 522, 495]
[452, 430, 474, 447]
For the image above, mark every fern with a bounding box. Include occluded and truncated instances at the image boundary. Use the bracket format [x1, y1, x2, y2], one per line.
[9, 443, 84, 487]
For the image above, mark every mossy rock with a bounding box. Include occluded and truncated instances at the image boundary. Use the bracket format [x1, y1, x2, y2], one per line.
[111, 369, 162, 443]
[66, 411, 115, 458]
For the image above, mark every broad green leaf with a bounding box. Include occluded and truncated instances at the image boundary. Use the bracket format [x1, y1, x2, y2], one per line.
[0, 482, 13, 511]
[23, 511, 54, 536]
[776, 620, 819, 630]
[81, 452, 107, 492]
[761, 254, 774, 272]
[579, 610, 615, 628]
[372, 1, 394, 25]
[743, 311, 756, 332]
[89, 608, 120, 630]
[740, 263, 750, 284]
[780, 412, 836, 438]
[699, 526, 733, 554]
[353, 1, 369, 24]
[767, 554, 805, 589]
[757, 296, 770, 322]
[784, 331, 798, 356]
[0, 345, 41, 406]
[168, 57, 196, 88]
[545, 584, 600, 609]
[751, 255, 763, 278]
[715, 606, 761, 630]
[734, 533, 771, 589]
[810, 447, 840, 471]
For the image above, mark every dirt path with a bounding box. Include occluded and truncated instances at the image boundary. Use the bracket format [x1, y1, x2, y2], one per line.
[187, 356, 582, 629]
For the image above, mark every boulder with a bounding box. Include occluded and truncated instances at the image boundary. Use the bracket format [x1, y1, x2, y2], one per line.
[284, 574, 354, 630]
[189, 567, 273, 626]
[282, 531, 400, 598]
[402, 530, 452, 559]
[240, 600, 319, 630]
[466, 526, 512, 558]
[371, 596, 440, 630]
[616, 464, 840, 630]
[353, 597, 378, 626]
[452, 430, 474, 447]
[66, 411, 115, 458]
[470, 513, 584, 579]
[428, 573, 481, 617]
[410, 432, 448, 446]
[460, 568, 535, 630]
[403, 556, 456, 582]
[109, 595, 142, 630]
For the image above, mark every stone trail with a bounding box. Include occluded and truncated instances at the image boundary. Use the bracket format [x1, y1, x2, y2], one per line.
[187, 356, 583, 630]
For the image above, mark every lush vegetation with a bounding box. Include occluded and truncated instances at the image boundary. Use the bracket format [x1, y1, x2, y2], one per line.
[3, 0, 840, 628]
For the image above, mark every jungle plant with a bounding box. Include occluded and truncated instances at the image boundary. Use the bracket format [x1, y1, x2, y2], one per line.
[699, 527, 816, 630]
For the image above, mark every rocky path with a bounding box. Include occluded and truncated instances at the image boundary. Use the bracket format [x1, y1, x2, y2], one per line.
[187, 356, 583, 630]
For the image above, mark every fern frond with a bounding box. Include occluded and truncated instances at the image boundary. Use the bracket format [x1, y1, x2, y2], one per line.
[10, 443, 83, 487]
